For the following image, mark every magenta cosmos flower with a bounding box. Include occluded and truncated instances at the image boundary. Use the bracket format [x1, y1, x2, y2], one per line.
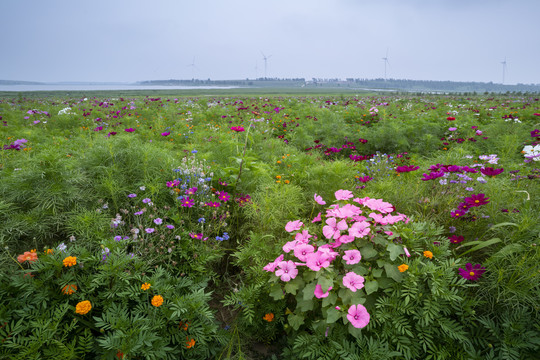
[465, 193, 490, 207]
[347, 304, 370, 328]
[342, 272, 365, 292]
[161, 131, 170, 136]
[480, 167, 504, 177]
[217, 191, 230, 202]
[180, 197, 194, 207]
[459, 263, 486, 281]
[274, 260, 298, 282]
[125, 128, 135, 132]
[448, 235, 464, 244]
[230, 126, 245, 132]
[396, 165, 420, 173]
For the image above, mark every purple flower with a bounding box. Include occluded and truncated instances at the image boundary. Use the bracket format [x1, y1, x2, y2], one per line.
[218, 191, 230, 202]
[347, 304, 370, 328]
[161, 132, 170, 136]
[185, 187, 198, 195]
[154, 218, 163, 225]
[114, 236, 122, 241]
[125, 128, 135, 132]
[180, 197, 194, 208]
[128, 193, 137, 198]
[142, 198, 151, 204]
[465, 193, 490, 207]
[166, 225, 175, 229]
[145, 228, 155, 234]
[480, 167, 504, 177]
[458, 263, 486, 281]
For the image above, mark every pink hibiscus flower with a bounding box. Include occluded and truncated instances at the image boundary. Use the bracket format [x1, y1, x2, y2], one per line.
[323, 217, 348, 239]
[343, 249, 361, 264]
[285, 220, 304, 232]
[293, 243, 315, 262]
[314, 284, 332, 299]
[335, 189, 354, 201]
[347, 304, 370, 328]
[342, 272, 365, 292]
[275, 260, 298, 282]
[314, 193, 326, 205]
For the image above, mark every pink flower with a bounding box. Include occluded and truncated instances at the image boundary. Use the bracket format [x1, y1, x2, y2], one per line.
[338, 234, 355, 244]
[312, 212, 322, 223]
[294, 243, 315, 262]
[275, 260, 298, 282]
[363, 198, 394, 213]
[347, 304, 370, 328]
[348, 221, 371, 238]
[314, 284, 332, 299]
[314, 193, 326, 205]
[306, 251, 331, 271]
[230, 126, 245, 132]
[263, 254, 284, 272]
[294, 230, 312, 243]
[323, 217, 348, 239]
[161, 132, 170, 136]
[403, 247, 411, 257]
[342, 272, 365, 292]
[343, 249, 361, 264]
[282, 240, 298, 253]
[285, 220, 303, 232]
[125, 128, 135, 132]
[335, 189, 354, 201]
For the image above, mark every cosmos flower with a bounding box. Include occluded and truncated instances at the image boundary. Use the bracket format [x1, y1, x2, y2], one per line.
[458, 263, 486, 281]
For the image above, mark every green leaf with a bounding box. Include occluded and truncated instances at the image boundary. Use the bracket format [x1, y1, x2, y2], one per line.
[302, 282, 317, 301]
[325, 307, 341, 324]
[384, 262, 404, 282]
[284, 281, 299, 295]
[364, 280, 379, 295]
[458, 238, 502, 257]
[296, 298, 315, 312]
[317, 276, 333, 293]
[269, 283, 284, 300]
[486, 222, 518, 231]
[372, 268, 383, 277]
[387, 242, 403, 261]
[322, 292, 337, 307]
[288, 313, 305, 331]
[360, 243, 378, 259]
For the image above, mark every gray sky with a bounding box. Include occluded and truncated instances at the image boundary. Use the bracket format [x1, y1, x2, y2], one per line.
[1, 0, 539, 84]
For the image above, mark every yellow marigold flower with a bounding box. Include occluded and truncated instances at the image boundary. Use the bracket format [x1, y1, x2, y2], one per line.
[398, 264, 409, 273]
[151, 295, 164, 307]
[186, 337, 195, 349]
[62, 284, 77, 295]
[263, 313, 275, 322]
[141, 282, 151, 291]
[423, 251, 433, 259]
[63, 256, 77, 267]
[75, 300, 92, 315]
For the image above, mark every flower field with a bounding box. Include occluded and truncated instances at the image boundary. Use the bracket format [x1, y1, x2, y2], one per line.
[1, 93, 539, 359]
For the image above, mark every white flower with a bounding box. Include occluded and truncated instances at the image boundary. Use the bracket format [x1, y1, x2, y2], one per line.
[523, 145, 540, 161]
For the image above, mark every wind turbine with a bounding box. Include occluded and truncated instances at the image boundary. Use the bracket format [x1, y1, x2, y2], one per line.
[501, 57, 507, 84]
[382, 48, 390, 81]
[261, 52, 272, 78]
[187, 57, 198, 79]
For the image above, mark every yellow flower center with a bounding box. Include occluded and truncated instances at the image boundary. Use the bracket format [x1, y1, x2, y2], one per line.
[475, 200, 480, 203]
[469, 271, 475, 276]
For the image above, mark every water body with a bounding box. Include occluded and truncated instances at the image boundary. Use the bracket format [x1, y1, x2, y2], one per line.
[0, 84, 240, 92]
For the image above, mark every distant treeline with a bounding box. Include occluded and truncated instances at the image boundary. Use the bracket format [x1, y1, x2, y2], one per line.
[137, 78, 540, 93]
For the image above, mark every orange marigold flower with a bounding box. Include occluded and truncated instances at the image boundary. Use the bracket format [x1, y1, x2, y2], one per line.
[276, 175, 281, 179]
[75, 300, 92, 315]
[179, 321, 189, 331]
[263, 313, 275, 322]
[423, 251, 433, 259]
[284, 180, 290, 184]
[62, 284, 78, 295]
[141, 282, 151, 291]
[45, 249, 54, 255]
[17, 251, 38, 263]
[63, 256, 77, 267]
[186, 338, 196, 349]
[151, 295, 164, 307]
[398, 264, 409, 273]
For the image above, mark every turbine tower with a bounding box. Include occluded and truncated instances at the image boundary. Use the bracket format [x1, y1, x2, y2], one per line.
[501, 57, 507, 84]
[187, 57, 197, 79]
[261, 52, 272, 78]
[382, 48, 390, 81]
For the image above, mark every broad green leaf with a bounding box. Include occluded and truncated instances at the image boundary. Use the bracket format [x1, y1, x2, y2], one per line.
[322, 292, 337, 307]
[325, 307, 341, 324]
[486, 222, 518, 231]
[384, 262, 404, 282]
[284, 281, 299, 295]
[387, 242, 403, 261]
[317, 276, 333, 293]
[296, 298, 315, 312]
[269, 283, 284, 300]
[288, 313, 305, 330]
[364, 280, 379, 295]
[372, 268, 383, 277]
[350, 265, 368, 276]
[360, 243, 378, 259]
[302, 282, 317, 301]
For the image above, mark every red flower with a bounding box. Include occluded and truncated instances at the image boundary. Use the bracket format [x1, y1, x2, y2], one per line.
[448, 235, 464, 244]
[447, 116, 456, 121]
[480, 167, 504, 177]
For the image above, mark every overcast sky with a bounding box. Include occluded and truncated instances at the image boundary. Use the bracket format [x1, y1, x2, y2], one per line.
[1, 0, 539, 84]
